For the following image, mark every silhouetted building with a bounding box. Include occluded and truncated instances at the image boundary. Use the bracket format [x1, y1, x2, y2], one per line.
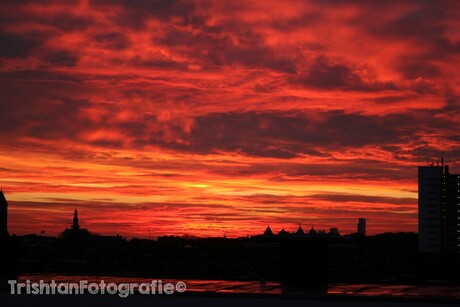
[295, 225, 304, 236]
[72, 208, 80, 231]
[263, 225, 273, 236]
[278, 228, 289, 236]
[419, 160, 460, 253]
[441, 164, 460, 253]
[419, 163, 443, 252]
[357, 218, 366, 236]
[308, 226, 317, 236]
[329, 227, 339, 236]
[0, 190, 18, 282]
[62, 209, 91, 240]
[0, 190, 9, 239]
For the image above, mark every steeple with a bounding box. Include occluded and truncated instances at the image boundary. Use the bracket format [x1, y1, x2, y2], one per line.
[295, 224, 305, 236]
[0, 190, 10, 238]
[263, 225, 274, 236]
[278, 228, 289, 236]
[72, 209, 80, 231]
[62, 208, 91, 240]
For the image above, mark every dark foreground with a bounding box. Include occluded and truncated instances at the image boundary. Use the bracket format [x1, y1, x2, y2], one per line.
[0, 292, 458, 307]
[2, 275, 460, 306]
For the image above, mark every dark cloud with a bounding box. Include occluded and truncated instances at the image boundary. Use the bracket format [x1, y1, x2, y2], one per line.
[0, 9, 92, 36]
[0, 70, 82, 82]
[269, 12, 322, 31]
[91, 0, 199, 29]
[44, 13, 94, 32]
[308, 193, 416, 205]
[1, 0, 79, 4]
[367, 4, 446, 40]
[362, 1, 460, 78]
[0, 95, 92, 140]
[155, 26, 297, 73]
[270, 160, 418, 181]
[93, 32, 131, 50]
[137, 108, 460, 162]
[128, 55, 188, 69]
[1, 89, 455, 162]
[43, 50, 79, 67]
[293, 57, 396, 91]
[0, 32, 42, 58]
[173, 111, 403, 153]
[224, 45, 297, 74]
[298, 57, 361, 88]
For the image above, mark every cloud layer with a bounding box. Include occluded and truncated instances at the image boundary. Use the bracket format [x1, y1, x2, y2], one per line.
[1, 0, 459, 237]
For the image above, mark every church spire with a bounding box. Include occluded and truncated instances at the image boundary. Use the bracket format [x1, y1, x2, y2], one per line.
[72, 209, 80, 231]
[263, 225, 274, 236]
[296, 224, 305, 236]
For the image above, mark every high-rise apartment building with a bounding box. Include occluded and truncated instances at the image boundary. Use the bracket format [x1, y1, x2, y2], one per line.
[418, 161, 460, 253]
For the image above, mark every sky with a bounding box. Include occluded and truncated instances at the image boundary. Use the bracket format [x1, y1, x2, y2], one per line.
[1, 0, 459, 238]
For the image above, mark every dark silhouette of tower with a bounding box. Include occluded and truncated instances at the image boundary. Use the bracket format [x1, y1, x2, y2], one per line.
[0, 190, 9, 239]
[62, 208, 90, 240]
[357, 218, 366, 236]
[72, 209, 80, 231]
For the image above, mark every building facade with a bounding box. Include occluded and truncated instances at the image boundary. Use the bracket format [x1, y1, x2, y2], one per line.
[419, 162, 460, 253]
[441, 165, 460, 253]
[0, 190, 9, 239]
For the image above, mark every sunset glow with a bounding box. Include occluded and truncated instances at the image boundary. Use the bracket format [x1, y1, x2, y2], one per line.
[1, 0, 459, 238]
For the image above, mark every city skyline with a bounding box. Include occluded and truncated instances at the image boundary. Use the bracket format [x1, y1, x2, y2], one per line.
[1, 190, 365, 239]
[1, 1, 460, 238]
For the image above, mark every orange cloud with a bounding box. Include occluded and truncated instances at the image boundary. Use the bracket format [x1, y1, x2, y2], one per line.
[0, 0, 459, 238]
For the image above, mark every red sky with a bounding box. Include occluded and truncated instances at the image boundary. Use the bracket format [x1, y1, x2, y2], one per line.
[1, 0, 459, 238]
